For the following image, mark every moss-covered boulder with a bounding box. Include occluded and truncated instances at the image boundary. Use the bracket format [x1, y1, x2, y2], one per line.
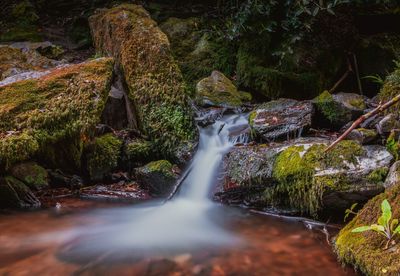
[335, 183, 400, 275]
[122, 139, 154, 169]
[89, 4, 196, 161]
[10, 162, 48, 190]
[0, 176, 40, 208]
[84, 133, 123, 182]
[377, 114, 400, 136]
[379, 67, 400, 117]
[249, 99, 313, 141]
[196, 71, 251, 107]
[312, 91, 366, 130]
[218, 138, 393, 216]
[134, 160, 179, 197]
[346, 128, 378, 145]
[0, 57, 114, 172]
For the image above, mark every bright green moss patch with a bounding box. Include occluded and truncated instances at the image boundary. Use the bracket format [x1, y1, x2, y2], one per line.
[335, 183, 400, 275]
[266, 140, 365, 216]
[386, 131, 400, 161]
[147, 160, 174, 177]
[315, 90, 347, 124]
[367, 167, 389, 184]
[0, 58, 114, 171]
[125, 139, 153, 163]
[379, 68, 400, 116]
[85, 133, 122, 181]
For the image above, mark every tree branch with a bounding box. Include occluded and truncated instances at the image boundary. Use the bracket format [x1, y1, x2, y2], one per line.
[324, 94, 400, 153]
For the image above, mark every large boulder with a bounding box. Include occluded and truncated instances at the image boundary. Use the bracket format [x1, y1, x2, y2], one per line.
[312, 91, 366, 130]
[196, 71, 251, 108]
[384, 161, 400, 189]
[217, 139, 392, 216]
[0, 57, 114, 172]
[10, 162, 49, 190]
[335, 183, 400, 275]
[134, 160, 179, 197]
[249, 99, 313, 141]
[0, 176, 40, 208]
[89, 4, 196, 161]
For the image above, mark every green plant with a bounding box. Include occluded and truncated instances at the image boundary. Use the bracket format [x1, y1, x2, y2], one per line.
[352, 199, 400, 249]
[344, 203, 358, 222]
[363, 74, 385, 86]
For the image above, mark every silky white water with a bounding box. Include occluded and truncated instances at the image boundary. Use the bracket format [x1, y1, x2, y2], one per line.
[29, 114, 250, 255]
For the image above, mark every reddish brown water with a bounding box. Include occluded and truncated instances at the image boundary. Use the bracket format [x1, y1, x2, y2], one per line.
[0, 198, 356, 276]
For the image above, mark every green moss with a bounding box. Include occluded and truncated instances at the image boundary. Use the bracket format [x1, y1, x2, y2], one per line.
[90, 5, 196, 160]
[85, 134, 122, 181]
[349, 98, 366, 110]
[367, 167, 389, 184]
[335, 183, 400, 275]
[266, 140, 364, 216]
[10, 162, 48, 190]
[0, 58, 114, 171]
[146, 160, 174, 178]
[379, 68, 400, 116]
[125, 139, 153, 162]
[249, 111, 257, 127]
[315, 90, 347, 124]
[386, 131, 400, 161]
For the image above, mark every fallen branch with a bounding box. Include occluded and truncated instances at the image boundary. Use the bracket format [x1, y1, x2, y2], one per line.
[325, 94, 400, 152]
[164, 166, 194, 202]
[329, 57, 353, 94]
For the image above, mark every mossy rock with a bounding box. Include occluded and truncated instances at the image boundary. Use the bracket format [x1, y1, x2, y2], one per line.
[312, 91, 366, 130]
[196, 71, 251, 107]
[10, 162, 48, 190]
[123, 139, 154, 168]
[378, 68, 400, 117]
[0, 58, 114, 172]
[0, 176, 40, 208]
[346, 128, 378, 145]
[85, 133, 123, 182]
[335, 183, 400, 275]
[89, 4, 196, 160]
[135, 160, 178, 197]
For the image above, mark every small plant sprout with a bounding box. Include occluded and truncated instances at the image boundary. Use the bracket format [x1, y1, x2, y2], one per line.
[352, 199, 400, 249]
[344, 203, 358, 222]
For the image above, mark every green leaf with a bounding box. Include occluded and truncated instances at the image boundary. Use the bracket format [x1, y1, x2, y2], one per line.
[381, 199, 392, 225]
[371, 224, 385, 233]
[394, 225, 400, 234]
[352, 226, 371, 233]
[391, 219, 399, 231]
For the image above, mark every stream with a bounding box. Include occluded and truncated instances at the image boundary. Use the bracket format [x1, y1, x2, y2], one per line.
[0, 114, 356, 275]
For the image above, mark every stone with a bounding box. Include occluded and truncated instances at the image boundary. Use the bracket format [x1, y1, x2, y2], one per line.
[10, 162, 49, 190]
[0, 58, 114, 172]
[346, 128, 378, 144]
[134, 160, 179, 197]
[376, 113, 400, 136]
[313, 91, 366, 129]
[89, 4, 196, 161]
[0, 176, 40, 208]
[384, 161, 400, 189]
[196, 71, 252, 107]
[249, 98, 313, 141]
[217, 138, 393, 216]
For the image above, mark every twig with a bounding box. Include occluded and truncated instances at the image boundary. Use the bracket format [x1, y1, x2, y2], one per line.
[353, 53, 363, 95]
[329, 58, 353, 94]
[325, 94, 400, 152]
[164, 166, 193, 202]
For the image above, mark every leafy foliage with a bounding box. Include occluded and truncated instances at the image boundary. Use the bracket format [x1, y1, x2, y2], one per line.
[352, 199, 400, 248]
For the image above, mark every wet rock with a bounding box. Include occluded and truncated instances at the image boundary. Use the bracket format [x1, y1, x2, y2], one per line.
[80, 182, 149, 202]
[174, 140, 197, 166]
[346, 128, 378, 144]
[249, 98, 313, 141]
[48, 170, 84, 190]
[194, 107, 226, 127]
[384, 161, 400, 189]
[196, 71, 252, 108]
[0, 176, 40, 208]
[376, 113, 400, 136]
[89, 4, 196, 161]
[84, 134, 123, 182]
[135, 160, 179, 197]
[218, 138, 392, 215]
[10, 162, 49, 190]
[313, 91, 366, 129]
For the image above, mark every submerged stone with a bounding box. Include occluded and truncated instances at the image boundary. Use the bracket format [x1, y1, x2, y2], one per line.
[249, 98, 313, 141]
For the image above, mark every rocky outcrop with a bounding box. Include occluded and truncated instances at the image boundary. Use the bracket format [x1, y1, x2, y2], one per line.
[10, 162, 49, 190]
[0, 176, 40, 208]
[313, 91, 366, 130]
[217, 138, 392, 216]
[89, 4, 196, 161]
[0, 57, 114, 172]
[135, 160, 179, 197]
[335, 183, 400, 275]
[196, 71, 251, 108]
[249, 99, 313, 141]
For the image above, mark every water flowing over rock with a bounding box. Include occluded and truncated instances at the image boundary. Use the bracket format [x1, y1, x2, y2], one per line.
[218, 138, 392, 215]
[89, 4, 196, 161]
[249, 98, 313, 141]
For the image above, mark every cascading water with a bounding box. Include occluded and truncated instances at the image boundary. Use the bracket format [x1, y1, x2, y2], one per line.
[41, 113, 250, 256]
